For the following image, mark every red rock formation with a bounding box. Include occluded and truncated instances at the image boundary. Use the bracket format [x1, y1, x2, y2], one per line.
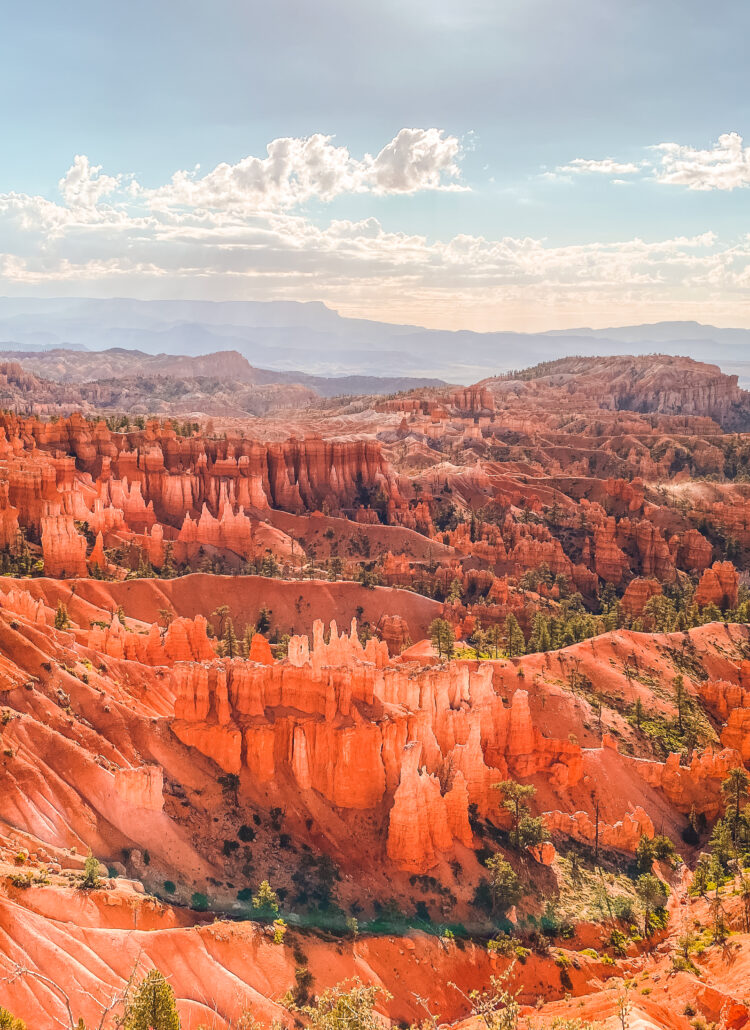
[621, 578, 662, 618]
[593, 519, 629, 585]
[386, 742, 462, 871]
[168, 619, 589, 870]
[0, 480, 19, 548]
[41, 511, 88, 577]
[695, 561, 739, 610]
[87, 613, 216, 665]
[87, 530, 107, 570]
[249, 633, 274, 664]
[678, 529, 713, 571]
[377, 614, 412, 654]
[545, 806, 654, 853]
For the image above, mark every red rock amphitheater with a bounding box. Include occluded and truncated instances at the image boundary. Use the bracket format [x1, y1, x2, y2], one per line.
[1, 354, 750, 1029]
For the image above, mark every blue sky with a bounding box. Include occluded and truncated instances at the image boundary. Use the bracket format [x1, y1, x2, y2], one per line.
[1, 0, 749, 330]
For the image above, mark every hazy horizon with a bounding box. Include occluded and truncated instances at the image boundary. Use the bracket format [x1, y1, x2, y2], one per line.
[2, 293, 750, 338]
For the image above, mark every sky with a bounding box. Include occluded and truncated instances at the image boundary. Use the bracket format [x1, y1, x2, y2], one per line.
[1, 0, 750, 331]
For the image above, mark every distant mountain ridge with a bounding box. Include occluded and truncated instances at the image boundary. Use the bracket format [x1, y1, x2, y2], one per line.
[0, 347, 446, 399]
[0, 298, 749, 384]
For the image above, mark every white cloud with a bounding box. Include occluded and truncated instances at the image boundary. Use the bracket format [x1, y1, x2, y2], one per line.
[59, 155, 121, 209]
[0, 138, 749, 330]
[365, 127, 465, 193]
[555, 132, 750, 192]
[556, 158, 642, 176]
[143, 128, 465, 213]
[652, 132, 750, 191]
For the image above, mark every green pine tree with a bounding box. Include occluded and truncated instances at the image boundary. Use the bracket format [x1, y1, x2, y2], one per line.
[429, 617, 455, 660]
[220, 619, 239, 659]
[123, 969, 180, 1030]
[504, 613, 525, 657]
[54, 601, 71, 630]
[528, 612, 552, 653]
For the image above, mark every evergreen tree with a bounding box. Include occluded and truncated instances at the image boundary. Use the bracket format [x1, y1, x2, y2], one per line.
[486, 622, 503, 659]
[82, 848, 101, 888]
[494, 780, 537, 849]
[256, 605, 272, 635]
[710, 881, 728, 943]
[709, 817, 734, 870]
[528, 612, 551, 652]
[485, 853, 521, 915]
[292, 980, 381, 1030]
[468, 626, 486, 659]
[123, 969, 180, 1030]
[636, 873, 668, 935]
[429, 617, 455, 660]
[252, 879, 280, 918]
[721, 767, 749, 841]
[54, 601, 70, 630]
[211, 605, 230, 637]
[241, 624, 255, 658]
[673, 674, 686, 734]
[161, 542, 177, 578]
[504, 613, 525, 657]
[157, 608, 173, 640]
[220, 619, 239, 659]
[260, 553, 280, 577]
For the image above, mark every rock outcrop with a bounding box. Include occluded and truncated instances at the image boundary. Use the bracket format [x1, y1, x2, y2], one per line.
[695, 561, 739, 610]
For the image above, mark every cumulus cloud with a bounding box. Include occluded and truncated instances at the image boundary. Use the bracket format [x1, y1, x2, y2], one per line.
[59, 155, 121, 209]
[365, 127, 464, 193]
[651, 132, 750, 191]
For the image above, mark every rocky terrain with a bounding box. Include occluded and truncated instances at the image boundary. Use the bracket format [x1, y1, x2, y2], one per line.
[1, 352, 750, 1029]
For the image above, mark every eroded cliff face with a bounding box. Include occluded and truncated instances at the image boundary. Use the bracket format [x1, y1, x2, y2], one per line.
[6, 568, 745, 887]
[481, 355, 750, 430]
[167, 615, 750, 874]
[21, 413, 407, 522]
[0, 572, 749, 1028]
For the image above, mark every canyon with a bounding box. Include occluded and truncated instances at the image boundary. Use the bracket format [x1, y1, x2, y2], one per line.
[0, 352, 749, 1030]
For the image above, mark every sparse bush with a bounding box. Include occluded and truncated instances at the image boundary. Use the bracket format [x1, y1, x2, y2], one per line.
[82, 849, 101, 889]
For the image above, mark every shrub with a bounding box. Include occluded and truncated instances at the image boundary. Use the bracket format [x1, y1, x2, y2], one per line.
[191, 892, 209, 911]
[82, 849, 101, 889]
[609, 928, 628, 956]
[612, 895, 635, 921]
[487, 935, 519, 957]
[292, 966, 314, 1005]
[288, 979, 382, 1030]
[252, 879, 280, 918]
[0, 1008, 26, 1030]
